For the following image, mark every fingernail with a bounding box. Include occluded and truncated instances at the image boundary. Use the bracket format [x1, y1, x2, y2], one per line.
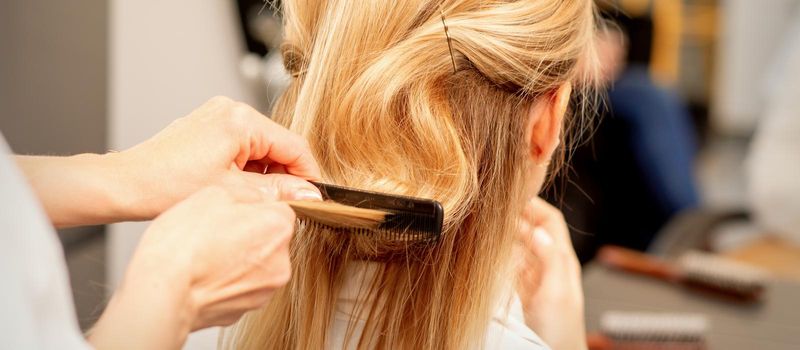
[532, 227, 553, 246]
[290, 188, 323, 201]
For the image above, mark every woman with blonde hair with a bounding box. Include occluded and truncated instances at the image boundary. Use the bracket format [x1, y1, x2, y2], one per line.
[228, 0, 600, 349]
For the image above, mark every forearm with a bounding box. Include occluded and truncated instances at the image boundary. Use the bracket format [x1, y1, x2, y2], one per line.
[88, 254, 194, 350]
[15, 153, 148, 227]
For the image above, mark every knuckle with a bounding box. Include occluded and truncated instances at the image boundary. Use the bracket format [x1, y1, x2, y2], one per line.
[261, 174, 284, 191]
[223, 102, 253, 131]
[209, 95, 232, 105]
[232, 101, 253, 117]
[232, 100, 249, 112]
[271, 264, 292, 287]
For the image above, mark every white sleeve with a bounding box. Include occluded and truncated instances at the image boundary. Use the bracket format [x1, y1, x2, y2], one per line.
[0, 135, 93, 349]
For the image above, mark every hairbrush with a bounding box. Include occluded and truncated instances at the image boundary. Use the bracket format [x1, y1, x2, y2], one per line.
[285, 181, 444, 243]
[597, 246, 767, 302]
[587, 311, 709, 350]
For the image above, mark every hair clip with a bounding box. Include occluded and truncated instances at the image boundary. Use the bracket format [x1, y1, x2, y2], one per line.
[439, 8, 458, 74]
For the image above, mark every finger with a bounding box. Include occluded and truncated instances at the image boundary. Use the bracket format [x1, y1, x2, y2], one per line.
[521, 199, 537, 226]
[517, 217, 533, 242]
[223, 184, 266, 203]
[246, 202, 295, 272]
[230, 102, 321, 180]
[253, 237, 292, 290]
[528, 197, 572, 248]
[240, 173, 322, 202]
[515, 222, 544, 276]
[190, 185, 253, 205]
[527, 197, 558, 225]
[518, 223, 556, 264]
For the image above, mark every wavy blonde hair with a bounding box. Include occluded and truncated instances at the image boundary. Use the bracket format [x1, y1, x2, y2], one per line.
[228, 0, 599, 349]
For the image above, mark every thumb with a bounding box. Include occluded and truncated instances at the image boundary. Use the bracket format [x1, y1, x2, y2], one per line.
[240, 173, 323, 202]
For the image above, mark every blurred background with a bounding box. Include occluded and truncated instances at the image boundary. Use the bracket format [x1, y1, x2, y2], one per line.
[1, 0, 798, 348]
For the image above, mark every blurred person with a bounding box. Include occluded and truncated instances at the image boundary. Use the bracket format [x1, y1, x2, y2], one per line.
[548, 20, 700, 261]
[1, 97, 322, 349]
[748, 4, 800, 245]
[226, 0, 600, 349]
[603, 23, 700, 231]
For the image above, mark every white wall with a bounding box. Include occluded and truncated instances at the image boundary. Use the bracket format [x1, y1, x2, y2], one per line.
[109, 3, 259, 347]
[711, 0, 798, 134]
[109, 3, 263, 347]
[108, 1, 258, 290]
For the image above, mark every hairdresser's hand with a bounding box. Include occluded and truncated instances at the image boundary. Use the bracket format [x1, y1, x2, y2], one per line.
[118, 96, 321, 220]
[19, 96, 320, 227]
[89, 184, 295, 350]
[515, 197, 586, 350]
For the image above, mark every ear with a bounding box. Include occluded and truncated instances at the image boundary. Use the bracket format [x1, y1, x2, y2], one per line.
[526, 82, 572, 164]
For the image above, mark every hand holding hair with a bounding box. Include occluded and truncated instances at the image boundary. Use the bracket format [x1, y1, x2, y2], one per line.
[16, 96, 322, 227]
[515, 197, 587, 350]
[88, 184, 298, 350]
[10, 96, 324, 349]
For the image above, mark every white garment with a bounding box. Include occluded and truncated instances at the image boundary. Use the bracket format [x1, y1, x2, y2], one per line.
[0, 135, 91, 349]
[748, 6, 800, 244]
[328, 262, 550, 349]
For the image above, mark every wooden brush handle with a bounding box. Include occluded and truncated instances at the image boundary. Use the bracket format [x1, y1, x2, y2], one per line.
[588, 334, 707, 350]
[597, 245, 679, 281]
[587, 333, 613, 350]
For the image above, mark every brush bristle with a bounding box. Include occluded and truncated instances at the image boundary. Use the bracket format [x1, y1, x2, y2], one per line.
[601, 311, 708, 343]
[286, 200, 388, 229]
[678, 251, 767, 299]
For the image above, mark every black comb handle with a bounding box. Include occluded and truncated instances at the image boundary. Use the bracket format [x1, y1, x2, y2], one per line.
[310, 181, 444, 240]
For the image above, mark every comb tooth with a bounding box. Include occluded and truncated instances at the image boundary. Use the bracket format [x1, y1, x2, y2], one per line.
[297, 211, 440, 245]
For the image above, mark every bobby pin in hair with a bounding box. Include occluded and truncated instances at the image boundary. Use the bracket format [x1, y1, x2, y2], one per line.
[439, 8, 458, 74]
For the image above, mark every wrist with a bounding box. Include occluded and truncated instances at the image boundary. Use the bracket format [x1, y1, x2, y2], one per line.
[99, 150, 160, 221]
[90, 249, 195, 349]
[80, 152, 138, 221]
[123, 249, 197, 330]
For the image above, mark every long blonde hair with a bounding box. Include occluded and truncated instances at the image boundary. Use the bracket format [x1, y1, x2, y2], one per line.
[229, 0, 599, 349]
